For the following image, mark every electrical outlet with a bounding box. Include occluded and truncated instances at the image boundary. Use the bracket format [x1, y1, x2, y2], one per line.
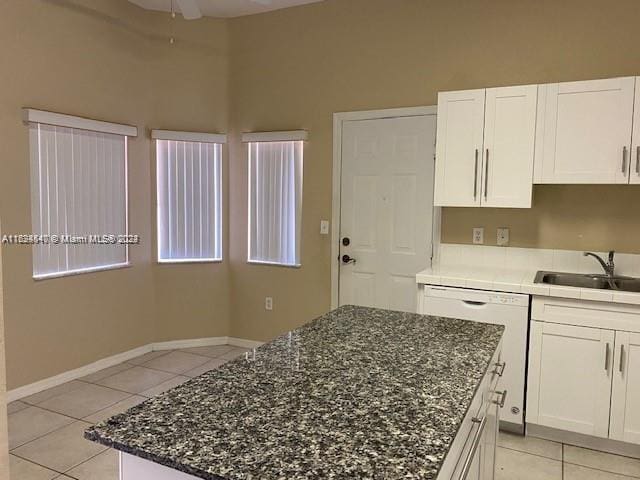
[473, 227, 484, 245]
[497, 228, 510, 246]
[265, 297, 273, 311]
[320, 220, 330, 235]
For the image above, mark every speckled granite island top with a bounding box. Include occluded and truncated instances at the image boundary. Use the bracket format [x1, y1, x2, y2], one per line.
[86, 305, 504, 480]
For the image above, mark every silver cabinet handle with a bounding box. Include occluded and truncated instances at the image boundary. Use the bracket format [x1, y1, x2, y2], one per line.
[493, 390, 508, 408]
[622, 146, 628, 174]
[605, 343, 611, 372]
[636, 146, 639, 175]
[458, 416, 487, 480]
[620, 344, 625, 373]
[473, 149, 479, 200]
[484, 149, 489, 200]
[492, 361, 506, 377]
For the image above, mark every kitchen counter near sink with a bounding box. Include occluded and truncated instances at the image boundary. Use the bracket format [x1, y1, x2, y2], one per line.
[85, 305, 504, 480]
[416, 265, 640, 305]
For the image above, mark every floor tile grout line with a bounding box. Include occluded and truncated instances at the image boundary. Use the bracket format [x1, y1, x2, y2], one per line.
[14, 389, 140, 423]
[11, 434, 109, 475]
[562, 460, 640, 479]
[10, 450, 69, 475]
[61, 445, 113, 478]
[498, 445, 563, 463]
[9, 417, 95, 453]
[564, 442, 640, 463]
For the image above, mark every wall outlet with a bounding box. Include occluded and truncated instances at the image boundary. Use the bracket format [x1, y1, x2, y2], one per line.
[265, 297, 273, 311]
[473, 227, 484, 245]
[320, 220, 330, 235]
[497, 228, 510, 246]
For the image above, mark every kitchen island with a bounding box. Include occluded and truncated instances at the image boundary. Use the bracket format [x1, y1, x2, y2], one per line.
[86, 305, 505, 480]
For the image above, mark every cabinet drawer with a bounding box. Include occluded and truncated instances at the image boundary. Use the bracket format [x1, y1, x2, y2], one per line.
[532, 296, 640, 333]
[437, 342, 503, 480]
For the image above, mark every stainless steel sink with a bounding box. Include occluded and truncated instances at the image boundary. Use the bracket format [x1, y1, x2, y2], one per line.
[534, 271, 640, 292]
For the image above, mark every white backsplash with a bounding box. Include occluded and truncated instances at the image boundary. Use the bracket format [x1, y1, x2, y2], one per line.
[436, 244, 640, 276]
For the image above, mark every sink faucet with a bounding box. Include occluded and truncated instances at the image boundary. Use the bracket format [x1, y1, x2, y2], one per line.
[583, 251, 615, 277]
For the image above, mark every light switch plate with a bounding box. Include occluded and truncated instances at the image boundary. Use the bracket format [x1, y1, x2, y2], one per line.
[320, 220, 330, 235]
[473, 227, 484, 245]
[497, 228, 510, 246]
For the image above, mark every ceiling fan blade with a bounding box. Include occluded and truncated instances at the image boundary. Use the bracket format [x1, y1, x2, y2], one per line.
[176, 0, 202, 19]
[251, 0, 273, 5]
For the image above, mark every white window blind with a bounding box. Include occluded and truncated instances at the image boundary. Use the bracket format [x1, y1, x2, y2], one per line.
[156, 139, 222, 262]
[248, 141, 303, 266]
[28, 122, 129, 279]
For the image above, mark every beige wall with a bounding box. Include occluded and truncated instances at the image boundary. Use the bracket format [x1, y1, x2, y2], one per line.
[442, 185, 640, 251]
[0, 221, 9, 480]
[227, 0, 640, 341]
[4, 0, 640, 386]
[0, 0, 230, 388]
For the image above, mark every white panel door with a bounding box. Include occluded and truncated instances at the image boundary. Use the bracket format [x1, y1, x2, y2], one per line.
[527, 321, 614, 438]
[339, 115, 436, 312]
[538, 77, 635, 184]
[434, 89, 485, 206]
[631, 77, 640, 185]
[610, 331, 640, 445]
[482, 85, 537, 208]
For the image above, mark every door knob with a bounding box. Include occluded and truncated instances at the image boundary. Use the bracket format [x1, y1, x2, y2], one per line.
[341, 254, 356, 265]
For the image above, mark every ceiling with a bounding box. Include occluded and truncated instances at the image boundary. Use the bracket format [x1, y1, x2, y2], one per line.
[128, 0, 325, 18]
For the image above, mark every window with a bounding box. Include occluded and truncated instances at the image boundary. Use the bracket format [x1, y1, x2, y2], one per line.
[26, 109, 136, 279]
[245, 131, 306, 267]
[154, 130, 224, 263]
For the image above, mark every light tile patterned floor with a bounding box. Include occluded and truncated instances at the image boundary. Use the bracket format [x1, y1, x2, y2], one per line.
[6, 344, 640, 479]
[7, 345, 248, 479]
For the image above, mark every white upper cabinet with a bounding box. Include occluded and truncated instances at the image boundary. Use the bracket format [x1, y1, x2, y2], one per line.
[434, 86, 537, 208]
[631, 77, 640, 185]
[434, 89, 485, 207]
[534, 77, 635, 184]
[483, 85, 537, 208]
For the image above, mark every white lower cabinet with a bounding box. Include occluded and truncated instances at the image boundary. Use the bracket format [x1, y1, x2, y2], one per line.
[610, 332, 640, 444]
[527, 297, 640, 446]
[527, 321, 613, 437]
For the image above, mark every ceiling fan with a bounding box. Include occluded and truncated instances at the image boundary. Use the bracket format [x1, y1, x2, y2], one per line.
[173, 0, 274, 20]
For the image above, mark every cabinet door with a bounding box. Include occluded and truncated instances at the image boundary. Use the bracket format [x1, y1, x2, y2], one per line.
[610, 332, 640, 444]
[434, 89, 485, 207]
[537, 77, 635, 184]
[527, 321, 614, 438]
[482, 85, 537, 208]
[631, 77, 640, 184]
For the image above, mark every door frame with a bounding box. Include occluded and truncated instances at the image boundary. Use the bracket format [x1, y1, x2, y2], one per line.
[331, 106, 438, 308]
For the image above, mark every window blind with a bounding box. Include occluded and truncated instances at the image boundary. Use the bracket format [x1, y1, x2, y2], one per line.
[29, 123, 129, 278]
[248, 141, 303, 266]
[156, 140, 222, 262]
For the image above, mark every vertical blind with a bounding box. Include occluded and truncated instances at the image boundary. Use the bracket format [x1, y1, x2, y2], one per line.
[156, 140, 222, 262]
[248, 141, 303, 266]
[29, 123, 128, 278]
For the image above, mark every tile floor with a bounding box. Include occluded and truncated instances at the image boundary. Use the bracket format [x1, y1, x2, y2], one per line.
[6, 344, 640, 479]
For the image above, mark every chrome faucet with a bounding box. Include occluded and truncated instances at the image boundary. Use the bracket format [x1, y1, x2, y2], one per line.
[583, 251, 615, 278]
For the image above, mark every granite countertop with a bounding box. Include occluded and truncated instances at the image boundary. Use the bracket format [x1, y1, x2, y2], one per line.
[86, 305, 504, 480]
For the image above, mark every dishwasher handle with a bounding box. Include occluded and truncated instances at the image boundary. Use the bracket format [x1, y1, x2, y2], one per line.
[462, 300, 488, 307]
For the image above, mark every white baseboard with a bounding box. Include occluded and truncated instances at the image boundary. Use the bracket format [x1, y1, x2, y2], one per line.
[7, 336, 263, 403]
[227, 337, 264, 349]
[7, 344, 152, 403]
[152, 336, 228, 351]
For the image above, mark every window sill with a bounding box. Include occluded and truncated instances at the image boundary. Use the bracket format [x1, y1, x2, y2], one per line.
[157, 258, 223, 265]
[33, 262, 131, 281]
[247, 260, 301, 269]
